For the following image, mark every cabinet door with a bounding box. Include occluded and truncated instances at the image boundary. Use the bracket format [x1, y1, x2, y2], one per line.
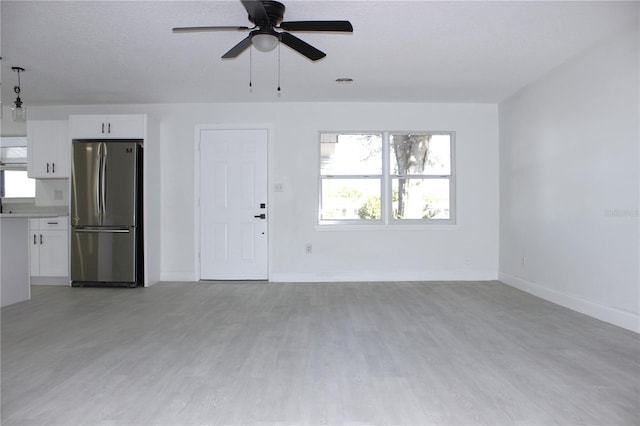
[27, 121, 58, 178]
[27, 121, 70, 178]
[39, 230, 69, 277]
[105, 115, 146, 139]
[54, 122, 70, 178]
[29, 232, 40, 276]
[69, 115, 108, 139]
[69, 114, 146, 139]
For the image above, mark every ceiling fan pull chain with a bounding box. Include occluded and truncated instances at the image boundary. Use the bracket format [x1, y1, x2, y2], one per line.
[277, 42, 281, 94]
[249, 47, 253, 91]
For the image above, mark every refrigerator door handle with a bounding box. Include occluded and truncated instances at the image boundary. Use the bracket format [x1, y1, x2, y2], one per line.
[97, 144, 103, 225]
[74, 228, 131, 234]
[99, 143, 108, 225]
[102, 144, 108, 222]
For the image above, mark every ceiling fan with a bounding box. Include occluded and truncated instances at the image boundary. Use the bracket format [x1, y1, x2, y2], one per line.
[172, 0, 353, 61]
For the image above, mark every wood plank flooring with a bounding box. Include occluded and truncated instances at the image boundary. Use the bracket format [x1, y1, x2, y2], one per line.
[2, 281, 639, 425]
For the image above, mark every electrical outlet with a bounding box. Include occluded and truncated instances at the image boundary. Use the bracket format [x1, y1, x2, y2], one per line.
[305, 244, 312, 254]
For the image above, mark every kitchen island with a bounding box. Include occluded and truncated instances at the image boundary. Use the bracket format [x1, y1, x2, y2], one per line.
[1, 212, 68, 307]
[1, 215, 30, 307]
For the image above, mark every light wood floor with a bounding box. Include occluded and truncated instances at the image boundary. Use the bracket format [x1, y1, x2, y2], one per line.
[2, 281, 639, 425]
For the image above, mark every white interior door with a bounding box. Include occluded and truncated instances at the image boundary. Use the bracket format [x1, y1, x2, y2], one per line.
[199, 129, 268, 280]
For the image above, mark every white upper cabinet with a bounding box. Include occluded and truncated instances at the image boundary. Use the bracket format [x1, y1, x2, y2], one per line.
[69, 114, 146, 139]
[27, 120, 70, 178]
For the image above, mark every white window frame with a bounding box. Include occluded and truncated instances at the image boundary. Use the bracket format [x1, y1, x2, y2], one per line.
[318, 131, 456, 230]
[0, 140, 35, 200]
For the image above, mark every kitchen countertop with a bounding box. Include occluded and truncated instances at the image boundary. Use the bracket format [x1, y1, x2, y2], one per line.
[0, 212, 68, 218]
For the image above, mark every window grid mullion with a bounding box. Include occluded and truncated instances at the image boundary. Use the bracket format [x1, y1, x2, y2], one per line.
[390, 174, 452, 179]
[320, 175, 382, 179]
[382, 132, 390, 225]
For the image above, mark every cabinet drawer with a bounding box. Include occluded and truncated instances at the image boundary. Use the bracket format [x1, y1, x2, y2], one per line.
[38, 217, 68, 231]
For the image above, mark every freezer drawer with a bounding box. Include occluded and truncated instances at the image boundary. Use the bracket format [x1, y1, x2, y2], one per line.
[71, 227, 137, 283]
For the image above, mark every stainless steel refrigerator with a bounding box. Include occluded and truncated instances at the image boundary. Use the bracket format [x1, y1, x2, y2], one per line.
[70, 140, 143, 287]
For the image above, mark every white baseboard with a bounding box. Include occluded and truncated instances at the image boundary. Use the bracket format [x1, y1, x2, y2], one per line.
[30, 277, 70, 286]
[160, 271, 197, 282]
[159, 270, 498, 284]
[499, 272, 639, 334]
[270, 269, 498, 283]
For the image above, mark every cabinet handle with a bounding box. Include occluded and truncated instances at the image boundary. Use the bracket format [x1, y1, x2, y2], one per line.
[47, 222, 58, 225]
[40, 234, 43, 245]
[52, 163, 55, 173]
[33, 234, 37, 245]
[108, 123, 111, 134]
[47, 163, 50, 173]
[102, 123, 105, 134]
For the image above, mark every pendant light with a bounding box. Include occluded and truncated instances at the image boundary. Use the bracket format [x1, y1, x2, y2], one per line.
[11, 67, 26, 122]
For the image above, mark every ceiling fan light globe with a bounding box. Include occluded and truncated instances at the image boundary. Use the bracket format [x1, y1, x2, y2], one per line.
[252, 33, 279, 52]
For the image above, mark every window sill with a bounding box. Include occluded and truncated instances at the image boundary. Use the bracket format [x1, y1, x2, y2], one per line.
[314, 224, 459, 232]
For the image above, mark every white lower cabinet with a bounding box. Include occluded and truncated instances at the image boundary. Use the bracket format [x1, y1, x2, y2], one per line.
[29, 217, 69, 278]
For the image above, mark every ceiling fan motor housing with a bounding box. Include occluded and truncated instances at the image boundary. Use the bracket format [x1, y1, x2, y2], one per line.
[249, 0, 285, 27]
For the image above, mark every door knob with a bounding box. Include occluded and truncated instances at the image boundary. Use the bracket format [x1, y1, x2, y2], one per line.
[254, 214, 266, 219]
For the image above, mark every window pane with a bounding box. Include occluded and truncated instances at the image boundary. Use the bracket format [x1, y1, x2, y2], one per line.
[0, 146, 28, 164]
[320, 178, 381, 220]
[390, 134, 450, 175]
[3, 170, 36, 198]
[392, 178, 449, 220]
[321, 133, 382, 175]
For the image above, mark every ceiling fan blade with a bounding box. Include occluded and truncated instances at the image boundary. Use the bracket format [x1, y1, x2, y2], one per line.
[279, 21, 353, 32]
[172, 26, 250, 33]
[241, 0, 270, 24]
[222, 35, 253, 58]
[280, 32, 326, 61]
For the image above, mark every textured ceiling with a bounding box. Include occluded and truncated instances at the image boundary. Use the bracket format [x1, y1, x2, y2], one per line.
[1, 1, 638, 105]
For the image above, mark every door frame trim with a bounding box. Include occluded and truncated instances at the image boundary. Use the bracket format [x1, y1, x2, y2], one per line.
[194, 125, 272, 281]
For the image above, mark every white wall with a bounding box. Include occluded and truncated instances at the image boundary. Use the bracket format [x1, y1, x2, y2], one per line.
[498, 23, 640, 332]
[35, 179, 69, 208]
[30, 102, 500, 283]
